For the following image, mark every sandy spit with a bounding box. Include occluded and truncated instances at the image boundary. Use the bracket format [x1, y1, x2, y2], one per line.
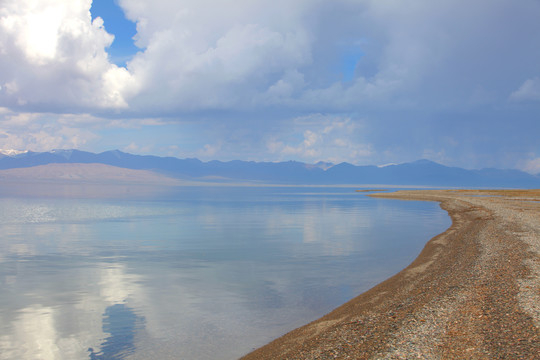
[241, 189, 540, 359]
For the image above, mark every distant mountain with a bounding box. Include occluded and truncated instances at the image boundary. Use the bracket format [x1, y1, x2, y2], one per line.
[0, 149, 539, 187]
[0, 163, 182, 185]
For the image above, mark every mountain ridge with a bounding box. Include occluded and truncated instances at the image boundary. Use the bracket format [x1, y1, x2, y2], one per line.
[0, 163, 183, 185]
[0, 149, 538, 187]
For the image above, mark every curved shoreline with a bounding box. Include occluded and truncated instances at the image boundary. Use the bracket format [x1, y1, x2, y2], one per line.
[241, 190, 540, 359]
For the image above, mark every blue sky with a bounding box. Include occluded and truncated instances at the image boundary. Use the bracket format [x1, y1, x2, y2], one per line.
[0, 0, 539, 173]
[90, 0, 138, 66]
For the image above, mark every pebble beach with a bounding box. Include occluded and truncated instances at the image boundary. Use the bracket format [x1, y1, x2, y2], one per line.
[241, 190, 540, 359]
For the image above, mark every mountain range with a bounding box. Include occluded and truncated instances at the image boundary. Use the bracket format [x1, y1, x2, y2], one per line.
[0, 149, 539, 188]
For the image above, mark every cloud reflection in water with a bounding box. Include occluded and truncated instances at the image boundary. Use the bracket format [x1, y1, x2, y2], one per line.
[0, 188, 450, 359]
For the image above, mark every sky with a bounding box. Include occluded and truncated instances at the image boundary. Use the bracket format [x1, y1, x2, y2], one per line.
[0, 0, 539, 172]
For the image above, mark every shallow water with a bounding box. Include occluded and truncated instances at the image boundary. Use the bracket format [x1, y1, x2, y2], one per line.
[0, 186, 450, 359]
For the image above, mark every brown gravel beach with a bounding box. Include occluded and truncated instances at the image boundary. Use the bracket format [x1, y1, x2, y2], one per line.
[241, 190, 540, 359]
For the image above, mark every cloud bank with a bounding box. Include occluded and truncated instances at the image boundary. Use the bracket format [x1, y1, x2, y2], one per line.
[0, 0, 539, 169]
[4, 0, 539, 113]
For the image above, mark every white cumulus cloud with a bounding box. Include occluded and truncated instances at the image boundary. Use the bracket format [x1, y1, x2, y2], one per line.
[0, 0, 135, 110]
[520, 157, 540, 174]
[121, 0, 315, 112]
[510, 77, 540, 102]
[265, 114, 372, 164]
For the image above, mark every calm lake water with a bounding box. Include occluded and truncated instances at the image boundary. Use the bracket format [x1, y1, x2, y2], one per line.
[0, 186, 450, 360]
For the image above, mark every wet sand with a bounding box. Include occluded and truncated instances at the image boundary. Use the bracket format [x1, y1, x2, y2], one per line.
[241, 190, 540, 359]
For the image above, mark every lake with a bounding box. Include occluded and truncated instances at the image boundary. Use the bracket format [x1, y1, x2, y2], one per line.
[0, 186, 450, 359]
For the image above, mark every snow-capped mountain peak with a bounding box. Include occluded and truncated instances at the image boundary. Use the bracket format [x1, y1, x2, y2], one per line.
[377, 163, 397, 168]
[0, 149, 29, 156]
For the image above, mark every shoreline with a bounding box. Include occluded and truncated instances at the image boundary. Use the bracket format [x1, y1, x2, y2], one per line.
[241, 189, 540, 359]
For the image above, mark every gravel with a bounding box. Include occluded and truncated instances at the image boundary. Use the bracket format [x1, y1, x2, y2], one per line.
[241, 190, 540, 359]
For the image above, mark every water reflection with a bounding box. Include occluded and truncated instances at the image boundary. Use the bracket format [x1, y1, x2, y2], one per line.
[0, 187, 450, 359]
[0, 262, 143, 360]
[89, 304, 143, 360]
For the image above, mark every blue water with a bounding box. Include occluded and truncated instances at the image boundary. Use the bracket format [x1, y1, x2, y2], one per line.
[0, 186, 450, 359]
